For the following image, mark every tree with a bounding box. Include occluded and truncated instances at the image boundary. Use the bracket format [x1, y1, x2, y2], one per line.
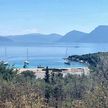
[44, 66, 50, 83]
[0, 62, 17, 81]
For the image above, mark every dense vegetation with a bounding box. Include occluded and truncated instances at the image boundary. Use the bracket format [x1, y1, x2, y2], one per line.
[68, 52, 108, 67]
[0, 52, 108, 108]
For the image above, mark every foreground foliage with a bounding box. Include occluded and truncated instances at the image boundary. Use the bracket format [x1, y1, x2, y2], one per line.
[0, 52, 108, 108]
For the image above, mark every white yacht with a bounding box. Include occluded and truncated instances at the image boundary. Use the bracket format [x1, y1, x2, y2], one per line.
[64, 48, 71, 65]
[23, 48, 29, 68]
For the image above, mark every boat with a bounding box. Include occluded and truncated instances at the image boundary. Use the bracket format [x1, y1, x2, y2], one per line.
[74, 46, 80, 48]
[64, 60, 71, 65]
[23, 48, 29, 68]
[64, 48, 71, 65]
[24, 60, 29, 64]
[37, 65, 45, 68]
[63, 48, 68, 60]
[4, 61, 8, 65]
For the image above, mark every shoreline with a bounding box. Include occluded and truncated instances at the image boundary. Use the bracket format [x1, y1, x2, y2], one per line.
[17, 67, 90, 78]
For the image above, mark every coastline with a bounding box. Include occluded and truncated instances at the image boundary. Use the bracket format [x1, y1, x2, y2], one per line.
[17, 67, 90, 79]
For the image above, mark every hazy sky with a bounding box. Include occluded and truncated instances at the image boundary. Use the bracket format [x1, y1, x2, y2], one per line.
[0, 0, 108, 35]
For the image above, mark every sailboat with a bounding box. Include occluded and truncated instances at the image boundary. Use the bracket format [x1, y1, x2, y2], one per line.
[23, 48, 29, 68]
[4, 48, 8, 65]
[64, 59, 71, 65]
[64, 48, 71, 65]
[63, 48, 68, 60]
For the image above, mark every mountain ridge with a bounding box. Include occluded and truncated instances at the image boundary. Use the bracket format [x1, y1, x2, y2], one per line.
[0, 25, 108, 44]
[7, 33, 62, 44]
[0, 36, 13, 44]
[59, 30, 88, 43]
[59, 25, 108, 43]
[80, 25, 108, 43]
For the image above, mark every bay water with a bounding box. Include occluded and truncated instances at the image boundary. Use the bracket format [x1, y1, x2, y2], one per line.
[0, 43, 107, 68]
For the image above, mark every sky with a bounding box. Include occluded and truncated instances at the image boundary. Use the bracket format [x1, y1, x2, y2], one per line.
[0, 0, 108, 35]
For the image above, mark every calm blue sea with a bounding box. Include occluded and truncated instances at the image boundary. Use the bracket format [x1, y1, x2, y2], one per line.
[0, 43, 108, 68]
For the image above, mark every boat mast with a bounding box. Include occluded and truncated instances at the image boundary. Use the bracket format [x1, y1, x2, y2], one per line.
[4, 47, 8, 65]
[65, 48, 68, 59]
[27, 48, 28, 61]
[5, 47, 7, 61]
[23, 48, 29, 68]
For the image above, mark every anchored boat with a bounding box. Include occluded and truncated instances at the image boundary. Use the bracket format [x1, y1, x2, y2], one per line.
[23, 48, 29, 68]
[64, 48, 71, 65]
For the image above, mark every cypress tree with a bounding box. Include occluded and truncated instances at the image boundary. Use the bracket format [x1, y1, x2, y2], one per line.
[44, 66, 50, 83]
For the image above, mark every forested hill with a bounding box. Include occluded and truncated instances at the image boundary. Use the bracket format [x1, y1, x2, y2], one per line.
[68, 52, 108, 68]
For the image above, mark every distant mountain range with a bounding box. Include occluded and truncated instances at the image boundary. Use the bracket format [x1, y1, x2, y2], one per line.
[0, 36, 12, 45]
[59, 30, 87, 43]
[7, 33, 62, 44]
[0, 25, 108, 45]
[81, 25, 108, 43]
[60, 25, 108, 43]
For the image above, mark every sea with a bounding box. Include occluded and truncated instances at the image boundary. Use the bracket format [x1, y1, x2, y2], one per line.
[0, 43, 108, 68]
